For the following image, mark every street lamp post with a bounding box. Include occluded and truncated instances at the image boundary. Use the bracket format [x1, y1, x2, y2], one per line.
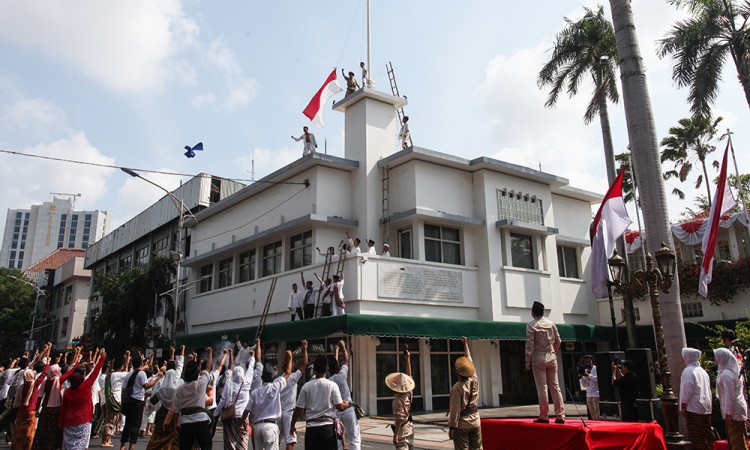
[608, 243, 684, 444]
[8, 275, 46, 350]
[121, 168, 197, 343]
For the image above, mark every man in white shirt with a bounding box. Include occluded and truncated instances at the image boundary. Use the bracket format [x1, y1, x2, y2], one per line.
[578, 355, 600, 420]
[332, 274, 345, 317]
[279, 341, 308, 450]
[172, 348, 213, 449]
[291, 126, 318, 156]
[300, 273, 322, 319]
[120, 354, 163, 450]
[288, 283, 304, 322]
[365, 239, 377, 255]
[291, 355, 349, 450]
[381, 243, 391, 257]
[247, 358, 293, 450]
[329, 340, 360, 450]
[680, 347, 713, 450]
[235, 336, 253, 370]
[346, 232, 362, 256]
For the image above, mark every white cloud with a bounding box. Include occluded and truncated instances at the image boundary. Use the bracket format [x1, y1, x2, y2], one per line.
[0, 132, 115, 214]
[0, 0, 198, 92]
[190, 93, 216, 108]
[0, 98, 70, 138]
[204, 38, 257, 108]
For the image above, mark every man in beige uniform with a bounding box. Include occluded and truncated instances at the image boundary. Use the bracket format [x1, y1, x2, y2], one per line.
[525, 301, 565, 424]
[448, 336, 483, 450]
[386, 349, 415, 449]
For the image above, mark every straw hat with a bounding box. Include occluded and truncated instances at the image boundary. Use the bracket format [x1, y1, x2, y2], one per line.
[455, 356, 476, 377]
[385, 372, 415, 393]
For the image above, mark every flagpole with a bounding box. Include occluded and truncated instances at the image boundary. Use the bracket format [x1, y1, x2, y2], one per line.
[366, 0, 371, 87]
[628, 153, 648, 270]
[727, 128, 750, 240]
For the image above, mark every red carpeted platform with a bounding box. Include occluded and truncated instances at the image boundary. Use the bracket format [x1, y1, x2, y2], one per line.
[481, 418, 667, 450]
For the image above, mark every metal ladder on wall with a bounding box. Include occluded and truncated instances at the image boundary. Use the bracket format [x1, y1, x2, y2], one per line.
[314, 249, 347, 317]
[254, 277, 277, 341]
[386, 61, 412, 147]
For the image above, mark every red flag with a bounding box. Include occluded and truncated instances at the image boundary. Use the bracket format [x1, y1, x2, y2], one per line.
[699, 142, 736, 297]
[590, 170, 632, 297]
[303, 68, 342, 128]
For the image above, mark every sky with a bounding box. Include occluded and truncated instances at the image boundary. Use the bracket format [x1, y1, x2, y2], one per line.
[0, 0, 748, 233]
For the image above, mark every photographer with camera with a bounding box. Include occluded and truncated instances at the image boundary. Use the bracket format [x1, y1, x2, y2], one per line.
[611, 359, 638, 422]
[578, 355, 599, 420]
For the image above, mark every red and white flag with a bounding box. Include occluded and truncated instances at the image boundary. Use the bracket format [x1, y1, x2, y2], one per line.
[303, 68, 342, 128]
[591, 169, 632, 298]
[699, 142, 736, 297]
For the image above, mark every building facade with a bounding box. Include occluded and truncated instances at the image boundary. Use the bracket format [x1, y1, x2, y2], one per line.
[0, 197, 109, 271]
[83, 174, 245, 339]
[178, 88, 607, 414]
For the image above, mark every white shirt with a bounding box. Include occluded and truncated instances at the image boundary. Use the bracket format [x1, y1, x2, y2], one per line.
[367, 245, 376, 255]
[288, 291, 304, 310]
[235, 341, 252, 369]
[680, 363, 712, 415]
[207, 369, 220, 410]
[247, 377, 287, 422]
[121, 370, 149, 401]
[329, 364, 351, 402]
[0, 368, 20, 400]
[382, 250, 391, 257]
[296, 377, 343, 426]
[173, 371, 211, 424]
[716, 370, 747, 421]
[280, 370, 303, 412]
[91, 374, 102, 407]
[98, 374, 107, 406]
[109, 371, 127, 403]
[215, 357, 257, 419]
[347, 238, 362, 256]
[580, 366, 599, 398]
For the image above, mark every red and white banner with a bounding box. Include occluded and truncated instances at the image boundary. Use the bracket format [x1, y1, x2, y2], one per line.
[303, 68, 343, 128]
[671, 219, 707, 246]
[699, 142, 736, 298]
[591, 170, 633, 298]
[624, 229, 643, 253]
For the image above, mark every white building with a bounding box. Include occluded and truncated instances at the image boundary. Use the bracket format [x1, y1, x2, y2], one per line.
[0, 197, 109, 271]
[84, 173, 245, 338]
[178, 88, 607, 413]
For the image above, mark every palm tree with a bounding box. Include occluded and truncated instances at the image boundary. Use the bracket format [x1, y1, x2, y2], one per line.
[609, 0, 687, 411]
[538, 5, 620, 183]
[658, 0, 750, 117]
[660, 115, 723, 204]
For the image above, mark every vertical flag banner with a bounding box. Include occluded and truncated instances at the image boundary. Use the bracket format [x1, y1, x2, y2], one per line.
[591, 170, 633, 297]
[699, 142, 736, 297]
[303, 68, 343, 128]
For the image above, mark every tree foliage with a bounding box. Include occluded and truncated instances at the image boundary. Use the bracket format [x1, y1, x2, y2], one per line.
[658, 0, 750, 117]
[0, 268, 37, 356]
[89, 256, 174, 356]
[679, 257, 750, 304]
[538, 5, 619, 123]
[661, 115, 723, 202]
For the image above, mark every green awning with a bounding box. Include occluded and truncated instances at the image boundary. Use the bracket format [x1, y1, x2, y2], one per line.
[177, 313, 613, 348]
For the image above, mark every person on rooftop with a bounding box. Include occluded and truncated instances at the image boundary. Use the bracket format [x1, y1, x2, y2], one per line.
[291, 126, 318, 156]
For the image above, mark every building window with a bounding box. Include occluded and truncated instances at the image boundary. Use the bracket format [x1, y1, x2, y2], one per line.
[424, 225, 461, 265]
[199, 264, 213, 293]
[120, 255, 132, 271]
[68, 214, 79, 247]
[497, 189, 544, 225]
[375, 337, 422, 414]
[239, 250, 256, 283]
[218, 257, 234, 288]
[58, 214, 68, 248]
[682, 302, 704, 318]
[398, 228, 413, 259]
[64, 285, 72, 305]
[557, 246, 579, 278]
[621, 307, 641, 322]
[289, 231, 313, 270]
[61, 317, 69, 338]
[510, 233, 534, 269]
[262, 241, 282, 277]
[429, 339, 466, 410]
[135, 246, 149, 268]
[152, 236, 170, 258]
[106, 259, 117, 274]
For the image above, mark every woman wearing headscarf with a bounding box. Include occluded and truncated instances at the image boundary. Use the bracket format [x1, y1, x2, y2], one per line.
[679, 348, 713, 450]
[715, 347, 748, 450]
[12, 343, 52, 450]
[58, 349, 106, 450]
[146, 347, 185, 450]
[31, 353, 82, 450]
[214, 345, 259, 450]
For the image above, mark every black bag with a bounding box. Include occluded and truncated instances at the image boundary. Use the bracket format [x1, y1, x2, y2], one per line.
[121, 369, 140, 412]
